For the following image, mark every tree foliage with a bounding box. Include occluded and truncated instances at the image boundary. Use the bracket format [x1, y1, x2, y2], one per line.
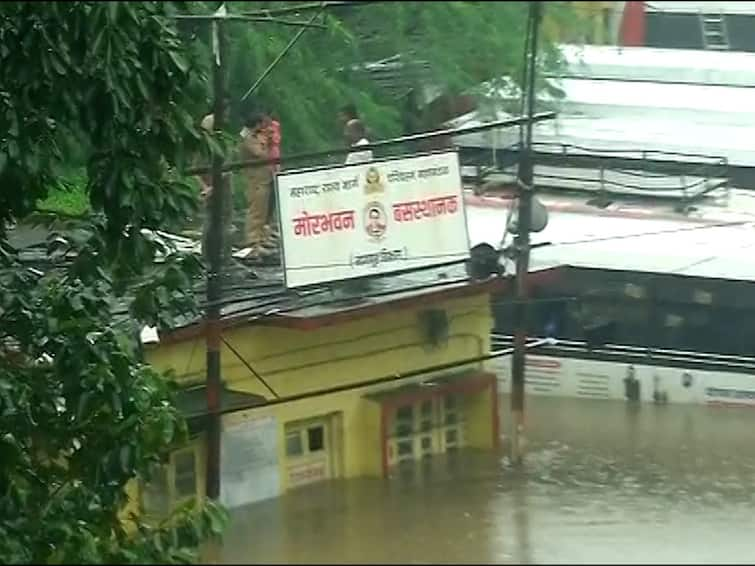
[0, 2, 225, 563]
[187, 1, 584, 154]
[0, 2, 584, 562]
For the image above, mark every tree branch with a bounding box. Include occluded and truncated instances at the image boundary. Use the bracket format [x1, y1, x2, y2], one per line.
[243, 16, 327, 29]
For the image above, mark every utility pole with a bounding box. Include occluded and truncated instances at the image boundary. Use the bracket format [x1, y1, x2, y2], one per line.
[177, 0, 553, 494]
[511, 0, 542, 466]
[205, 5, 228, 501]
[172, 1, 332, 501]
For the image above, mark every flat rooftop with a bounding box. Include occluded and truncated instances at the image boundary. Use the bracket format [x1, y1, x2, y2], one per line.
[453, 43, 755, 169]
[645, 1, 755, 15]
[465, 189, 755, 283]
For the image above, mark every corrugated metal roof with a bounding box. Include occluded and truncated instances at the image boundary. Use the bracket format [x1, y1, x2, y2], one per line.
[5, 223, 491, 342]
[210, 261, 478, 326]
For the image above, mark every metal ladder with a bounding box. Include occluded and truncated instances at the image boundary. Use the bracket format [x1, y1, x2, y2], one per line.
[699, 12, 730, 50]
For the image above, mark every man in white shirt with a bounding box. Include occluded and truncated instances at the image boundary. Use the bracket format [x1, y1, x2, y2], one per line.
[344, 119, 373, 165]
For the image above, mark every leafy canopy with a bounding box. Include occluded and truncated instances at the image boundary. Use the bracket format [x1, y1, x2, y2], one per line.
[0, 2, 226, 563]
[0, 2, 584, 562]
[198, 1, 583, 154]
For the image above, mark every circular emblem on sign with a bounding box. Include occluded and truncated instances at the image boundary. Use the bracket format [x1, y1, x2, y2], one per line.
[364, 201, 387, 241]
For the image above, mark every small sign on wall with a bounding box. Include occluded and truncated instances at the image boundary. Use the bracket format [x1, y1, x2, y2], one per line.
[220, 415, 280, 508]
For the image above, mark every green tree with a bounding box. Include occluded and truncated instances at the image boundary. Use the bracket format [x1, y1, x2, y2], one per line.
[201, 1, 583, 155]
[0, 2, 226, 563]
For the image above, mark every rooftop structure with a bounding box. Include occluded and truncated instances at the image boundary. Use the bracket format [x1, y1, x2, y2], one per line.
[555, 43, 755, 86]
[465, 190, 755, 283]
[452, 42, 755, 191]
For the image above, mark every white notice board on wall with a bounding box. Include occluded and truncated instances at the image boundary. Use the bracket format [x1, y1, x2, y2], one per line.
[276, 150, 471, 288]
[220, 415, 280, 508]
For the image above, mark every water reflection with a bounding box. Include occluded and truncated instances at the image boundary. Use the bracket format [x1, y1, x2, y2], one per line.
[217, 396, 755, 564]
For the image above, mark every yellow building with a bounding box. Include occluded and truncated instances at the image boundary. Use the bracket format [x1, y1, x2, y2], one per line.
[137, 265, 508, 513]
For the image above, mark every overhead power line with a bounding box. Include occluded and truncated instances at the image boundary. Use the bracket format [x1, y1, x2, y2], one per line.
[185, 113, 558, 176]
[240, 3, 328, 102]
[239, 1, 378, 18]
[183, 337, 552, 421]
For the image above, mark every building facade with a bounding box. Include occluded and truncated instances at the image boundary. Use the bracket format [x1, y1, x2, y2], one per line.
[467, 188, 755, 409]
[619, 2, 755, 51]
[134, 274, 507, 515]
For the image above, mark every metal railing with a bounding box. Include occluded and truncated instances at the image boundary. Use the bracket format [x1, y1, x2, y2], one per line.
[490, 333, 755, 373]
[460, 140, 730, 206]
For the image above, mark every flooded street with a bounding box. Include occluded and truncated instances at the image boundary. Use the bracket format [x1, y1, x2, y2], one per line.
[218, 396, 755, 564]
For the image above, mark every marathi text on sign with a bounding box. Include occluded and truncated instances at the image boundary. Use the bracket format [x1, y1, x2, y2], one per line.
[293, 209, 356, 237]
[351, 247, 408, 267]
[392, 195, 459, 223]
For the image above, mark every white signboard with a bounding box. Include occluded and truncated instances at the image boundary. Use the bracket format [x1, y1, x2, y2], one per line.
[220, 415, 280, 508]
[276, 151, 470, 288]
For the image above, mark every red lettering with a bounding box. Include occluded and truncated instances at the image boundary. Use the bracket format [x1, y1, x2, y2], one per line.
[391, 195, 460, 223]
[292, 210, 356, 237]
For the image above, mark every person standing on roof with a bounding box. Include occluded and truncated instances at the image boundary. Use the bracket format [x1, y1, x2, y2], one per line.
[239, 110, 275, 258]
[344, 118, 373, 165]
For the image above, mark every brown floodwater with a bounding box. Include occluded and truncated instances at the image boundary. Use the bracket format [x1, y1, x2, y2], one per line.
[216, 396, 755, 564]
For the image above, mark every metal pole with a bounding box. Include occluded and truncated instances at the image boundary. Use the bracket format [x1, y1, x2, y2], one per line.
[172, 0, 366, 503]
[511, 0, 542, 466]
[205, 9, 227, 501]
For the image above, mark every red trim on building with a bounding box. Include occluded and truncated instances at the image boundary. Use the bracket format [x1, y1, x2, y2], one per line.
[156, 269, 564, 346]
[157, 278, 508, 346]
[376, 371, 498, 477]
[159, 269, 549, 346]
[379, 371, 497, 411]
[620, 1, 646, 47]
[154, 254, 563, 346]
[258, 278, 508, 331]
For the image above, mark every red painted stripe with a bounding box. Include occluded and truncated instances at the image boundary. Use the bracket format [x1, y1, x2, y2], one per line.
[620, 1, 646, 47]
